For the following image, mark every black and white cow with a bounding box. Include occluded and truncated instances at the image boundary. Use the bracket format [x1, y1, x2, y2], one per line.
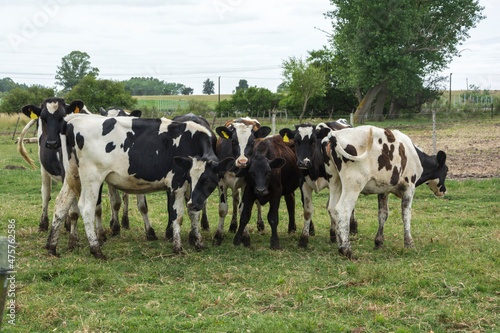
[279, 119, 358, 248]
[98, 107, 157, 241]
[213, 118, 271, 245]
[320, 125, 448, 258]
[45, 113, 233, 258]
[19, 98, 87, 251]
[233, 135, 300, 250]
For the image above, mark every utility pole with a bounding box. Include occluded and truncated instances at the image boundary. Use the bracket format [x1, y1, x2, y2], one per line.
[218, 76, 221, 103]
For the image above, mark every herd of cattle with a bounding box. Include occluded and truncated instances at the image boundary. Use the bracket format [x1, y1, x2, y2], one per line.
[17, 97, 448, 260]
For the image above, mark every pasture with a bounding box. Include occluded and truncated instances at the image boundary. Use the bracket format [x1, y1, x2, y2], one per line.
[0, 116, 499, 332]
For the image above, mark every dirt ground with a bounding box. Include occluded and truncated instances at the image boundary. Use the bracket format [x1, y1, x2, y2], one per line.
[398, 119, 500, 180]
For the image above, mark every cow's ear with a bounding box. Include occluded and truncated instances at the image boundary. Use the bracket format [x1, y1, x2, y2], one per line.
[130, 110, 142, 118]
[216, 126, 232, 140]
[254, 126, 271, 139]
[436, 151, 446, 166]
[21, 105, 41, 119]
[66, 100, 85, 115]
[279, 128, 294, 143]
[269, 157, 285, 169]
[173, 156, 193, 170]
[100, 107, 107, 116]
[316, 127, 331, 140]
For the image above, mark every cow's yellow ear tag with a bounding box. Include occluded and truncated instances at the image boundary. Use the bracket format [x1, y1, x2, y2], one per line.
[283, 133, 289, 143]
[74, 106, 80, 114]
[222, 131, 229, 139]
[30, 110, 38, 120]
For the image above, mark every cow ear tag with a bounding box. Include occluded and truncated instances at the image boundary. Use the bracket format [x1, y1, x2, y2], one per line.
[222, 130, 229, 139]
[29, 109, 38, 120]
[283, 133, 289, 143]
[74, 106, 80, 114]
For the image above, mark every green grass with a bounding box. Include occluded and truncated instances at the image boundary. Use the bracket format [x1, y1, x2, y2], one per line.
[0, 123, 499, 332]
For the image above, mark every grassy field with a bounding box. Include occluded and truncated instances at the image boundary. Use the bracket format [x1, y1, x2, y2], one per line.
[0, 118, 499, 332]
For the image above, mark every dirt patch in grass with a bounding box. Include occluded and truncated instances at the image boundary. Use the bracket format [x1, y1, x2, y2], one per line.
[393, 120, 500, 180]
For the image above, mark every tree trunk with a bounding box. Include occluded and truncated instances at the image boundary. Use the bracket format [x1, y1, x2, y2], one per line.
[373, 87, 389, 122]
[353, 81, 388, 124]
[387, 96, 399, 119]
[298, 97, 310, 124]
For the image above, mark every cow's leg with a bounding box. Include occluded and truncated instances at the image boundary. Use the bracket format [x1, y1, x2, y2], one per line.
[67, 201, 79, 251]
[349, 208, 358, 235]
[374, 193, 389, 249]
[170, 188, 187, 255]
[228, 188, 239, 233]
[46, 183, 76, 257]
[255, 201, 265, 232]
[285, 193, 296, 234]
[79, 180, 106, 259]
[401, 189, 415, 249]
[188, 208, 205, 251]
[268, 198, 281, 250]
[234, 193, 254, 248]
[107, 184, 121, 236]
[332, 190, 359, 259]
[165, 189, 174, 241]
[200, 201, 210, 231]
[299, 184, 314, 248]
[327, 181, 342, 244]
[214, 183, 229, 245]
[121, 192, 130, 229]
[39, 168, 52, 232]
[94, 185, 107, 245]
[137, 195, 157, 240]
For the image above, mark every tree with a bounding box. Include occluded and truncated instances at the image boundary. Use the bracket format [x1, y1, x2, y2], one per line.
[202, 78, 215, 95]
[328, 0, 484, 123]
[65, 76, 136, 113]
[281, 57, 326, 123]
[235, 79, 249, 92]
[55, 51, 99, 92]
[181, 87, 194, 95]
[231, 86, 276, 117]
[0, 85, 55, 114]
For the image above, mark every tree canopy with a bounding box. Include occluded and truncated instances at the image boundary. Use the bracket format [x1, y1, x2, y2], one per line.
[0, 85, 55, 114]
[328, 0, 484, 122]
[65, 76, 137, 113]
[55, 51, 99, 92]
[202, 78, 215, 95]
[123, 77, 191, 96]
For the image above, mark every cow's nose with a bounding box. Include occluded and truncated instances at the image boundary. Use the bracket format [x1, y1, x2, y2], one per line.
[297, 160, 310, 169]
[45, 140, 60, 149]
[255, 187, 267, 195]
[236, 158, 248, 168]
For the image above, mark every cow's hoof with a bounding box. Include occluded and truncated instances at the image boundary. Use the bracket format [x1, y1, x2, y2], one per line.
[270, 241, 281, 250]
[121, 216, 130, 230]
[288, 226, 297, 234]
[298, 235, 309, 248]
[242, 234, 251, 248]
[404, 238, 415, 249]
[374, 237, 384, 250]
[309, 222, 315, 236]
[257, 219, 265, 232]
[97, 232, 107, 246]
[90, 248, 107, 260]
[213, 231, 224, 246]
[47, 246, 59, 257]
[173, 246, 185, 255]
[146, 228, 158, 241]
[330, 230, 337, 243]
[201, 217, 210, 231]
[67, 235, 79, 251]
[189, 230, 203, 247]
[39, 217, 49, 232]
[338, 246, 352, 259]
[229, 222, 238, 233]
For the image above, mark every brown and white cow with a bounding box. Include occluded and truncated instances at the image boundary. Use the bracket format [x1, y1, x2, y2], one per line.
[320, 125, 448, 258]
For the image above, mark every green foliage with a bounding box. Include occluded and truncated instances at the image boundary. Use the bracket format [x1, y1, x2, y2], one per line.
[202, 78, 215, 95]
[0, 85, 56, 114]
[123, 77, 190, 96]
[55, 51, 99, 92]
[65, 76, 137, 113]
[235, 79, 249, 92]
[181, 87, 194, 95]
[0, 77, 27, 94]
[185, 100, 212, 117]
[281, 57, 327, 122]
[328, 0, 485, 98]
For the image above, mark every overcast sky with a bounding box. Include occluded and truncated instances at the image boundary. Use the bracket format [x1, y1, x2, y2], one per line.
[1, 0, 498, 95]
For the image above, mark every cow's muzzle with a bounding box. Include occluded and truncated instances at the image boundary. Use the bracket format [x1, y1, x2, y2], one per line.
[45, 140, 60, 149]
[297, 160, 311, 169]
[187, 200, 203, 212]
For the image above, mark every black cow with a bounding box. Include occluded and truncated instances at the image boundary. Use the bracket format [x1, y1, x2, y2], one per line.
[45, 113, 233, 258]
[279, 120, 358, 247]
[233, 135, 300, 250]
[213, 118, 272, 244]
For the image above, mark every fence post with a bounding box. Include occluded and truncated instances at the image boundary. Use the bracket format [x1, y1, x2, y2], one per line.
[271, 110, 277, 135]
[350, 112, 354, 126]
[432, 110, 437, 155]
[12, 116, 20, 141]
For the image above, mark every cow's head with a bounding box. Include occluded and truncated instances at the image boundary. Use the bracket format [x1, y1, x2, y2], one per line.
[100, 107, 142, 118]
[22, 98, 85, 149]
[174, 156, 234, 211]
[216, 123, 271, 168]
[236, 154, 285, 198]
[425, 151, 448, 197]
[280, 124, 332, 170]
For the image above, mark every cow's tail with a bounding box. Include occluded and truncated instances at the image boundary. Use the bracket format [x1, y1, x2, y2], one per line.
[17, 119, 37, 169]
[334, 127, 373, 161]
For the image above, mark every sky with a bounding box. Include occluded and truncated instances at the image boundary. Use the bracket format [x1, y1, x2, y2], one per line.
[0, 0, 498, 95]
